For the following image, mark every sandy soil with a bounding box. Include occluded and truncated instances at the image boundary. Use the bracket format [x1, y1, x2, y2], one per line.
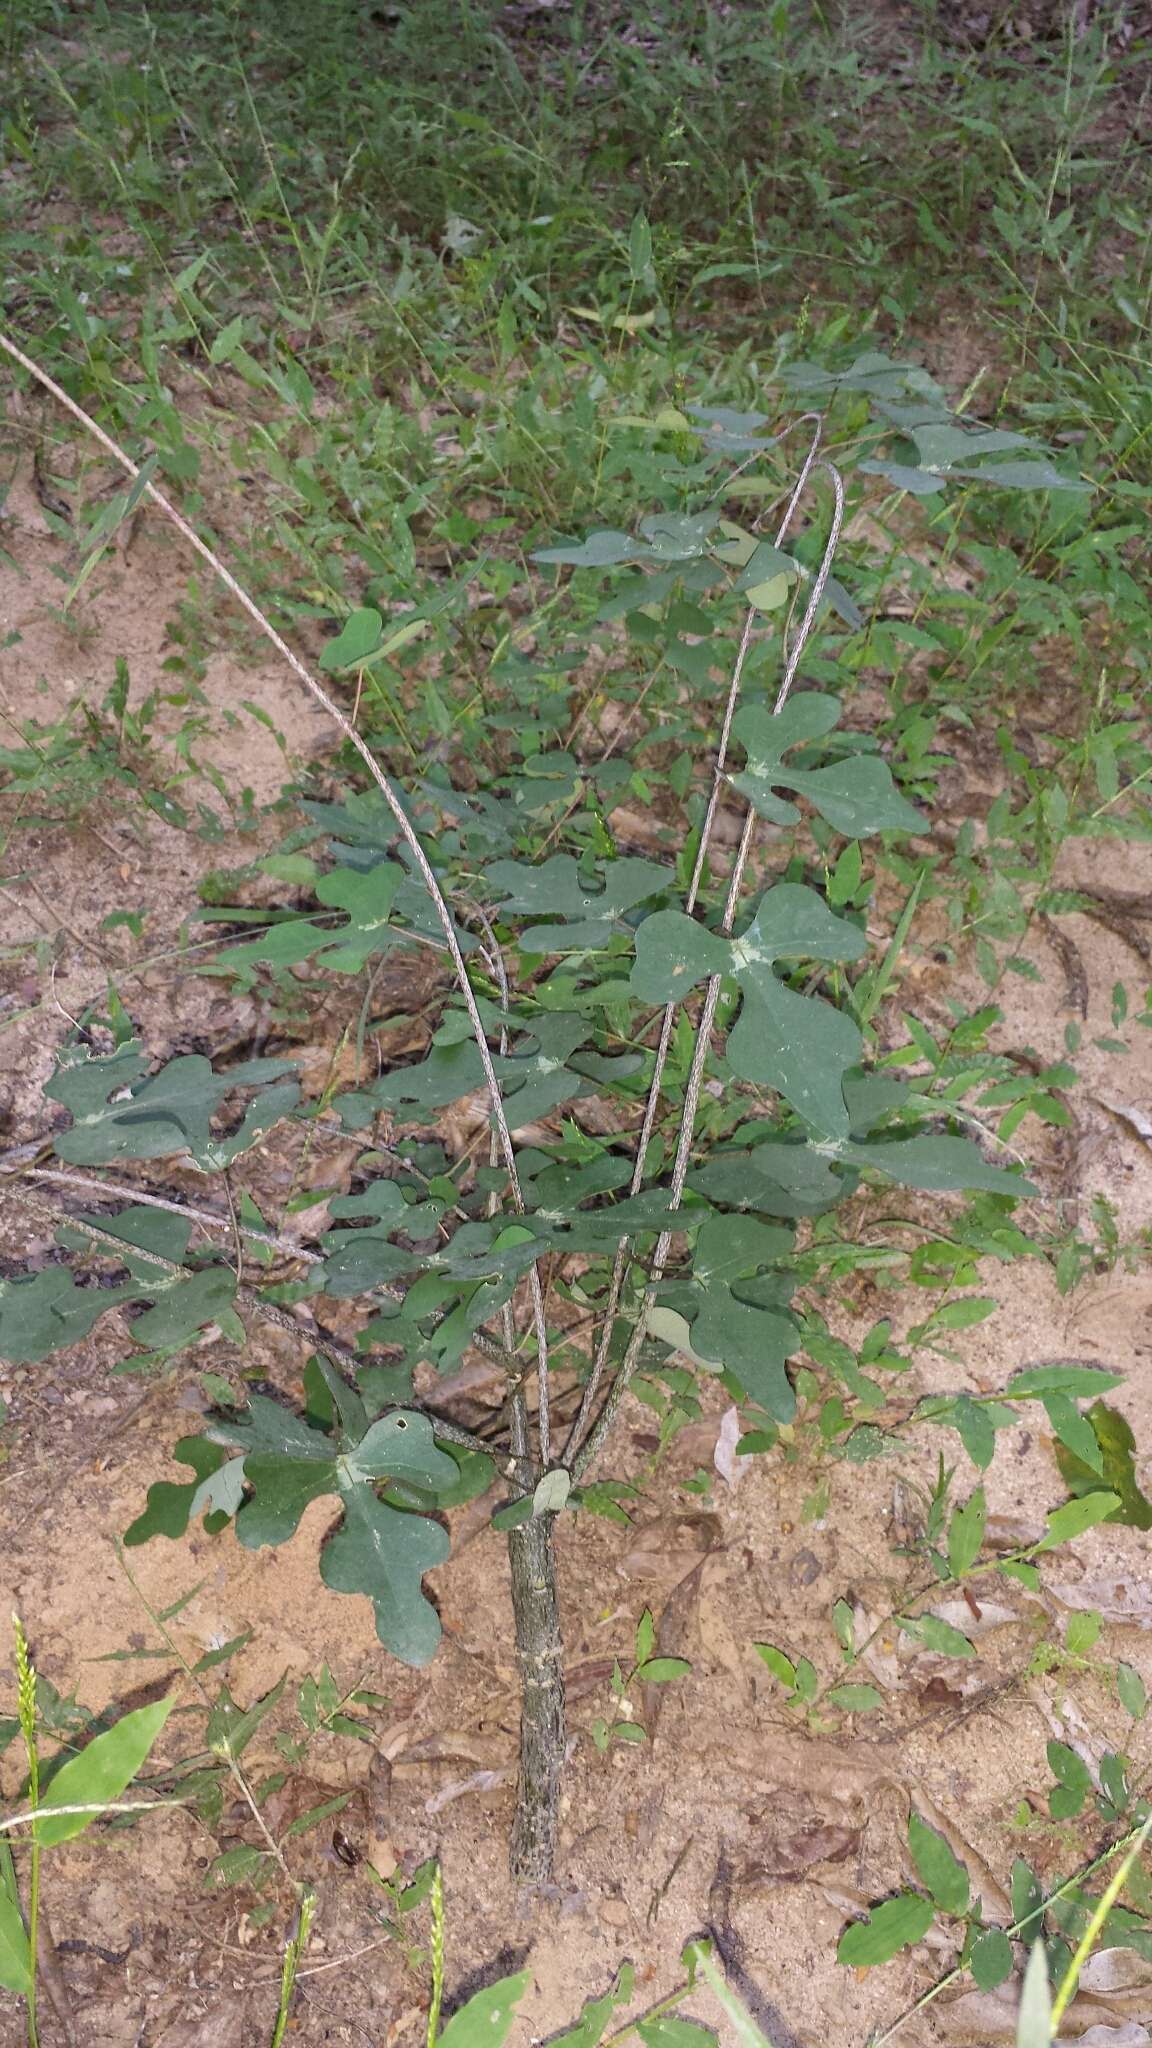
[1, 429, 1151, 2048]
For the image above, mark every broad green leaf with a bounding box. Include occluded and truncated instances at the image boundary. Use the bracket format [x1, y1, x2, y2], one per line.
[550, 1964, 635, 2048]
[319, 607, 383, 670]
[533, 1468, 572, 1516]
[437, 1969, 531, 2048]
[837, 1892, 934, 1967]
[0, 1867, 31, 1995]
[637, 1658, 691, 1684]
[842, 1135, 1032, 1197]
[826, 1684, 883, 1713]
[0, 1265, 130, 1364]
[727, 975, 863, 1141]
[207, 1394, 338, 1463]
[124, 1437, 231, 1545]
[1054, 1403, 1152, 1530]
[237, 1457, 339, 1547]
[37, 1696, 174, 1845]
[753, 1644, 797, 1688]
[731, 698, 922, 838]
[1006, 1364, 1124, 1400]
[46, 1041, 298, 1170]
[534, 530, 640, 567]
[898, 1614, 975, 1658]
[320, 1485, 449, 1667]
[630, 908, 731, 1005]
[1042, 1393, 1103, 1475]
[947, 1487, 987, 1578]
[130, 1264, 238, 1349]
[908, 1812, 969, 1916]
[970, 1927, 1014, 1990]
[1016, 1941, 1052, 2048]
[637, 2022, 717, 2048]
[1035, 1491, 1121, 1551]
[1117, 1662, 1147, 1719]
[343, 1412, 460, 1491]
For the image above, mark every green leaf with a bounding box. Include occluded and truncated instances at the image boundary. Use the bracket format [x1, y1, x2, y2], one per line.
[732, 699, 923, 839]
[637, 2022, 718, 2048]
[636, 1658, 692, 1684]
[46, 1041, 298, 1170]
[37, 1696, 174, 1845]
[533, 1469, 572, 1516]
[970, 1927, 1014, 1991]
[0, 1868, 31, 1996]
[1016, 1941, 1052, 2048]
[1006, 1364, 1124, 1400]
[898, 1614, 976, 1658]
[550, 1964, 635, 2048]
[753, 1643, 796, 1688]
[1035, 1491, 1121, 1551]
[0, 1265, 130, 1364]
[842, 1135, 1031, 1197]
[1042, 1394, 1103, 1476]
[1118, 1662, 1148, 1720]
[826, 1684, 883, 1713]
[436, 1970, 532, 2048]
[635, 1609, 656, 1668]
[908, 1812, 969, 1916]
[534, 530, 641, 567]
[320, 1485, 449, 1667]
[1054, 1403, 1152, 1530]
[319, 607, 384, 671]
[344, 1412, 460, 1492]
[123, 1437, 231, 1545]
[947, 1487, 987, 1578]
[837, 1893, 934, 1968]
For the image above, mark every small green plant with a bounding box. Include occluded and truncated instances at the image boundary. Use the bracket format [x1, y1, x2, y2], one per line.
[590, 1608, 692, 1752]
[0, 1615, 174, 2040]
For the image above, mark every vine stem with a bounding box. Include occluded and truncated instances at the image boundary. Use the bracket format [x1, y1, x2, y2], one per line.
[869, 1809, 1152, 2047]
[0, 327, 549, 1440]
[572, 461, 846, 1482]
[562, 416, 824, 1466]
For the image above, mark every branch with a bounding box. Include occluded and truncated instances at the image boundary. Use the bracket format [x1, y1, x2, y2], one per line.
[11, 1160, 525, 1374]
[14, 1192, 498, 1460]
[0, 328, 551, 1413]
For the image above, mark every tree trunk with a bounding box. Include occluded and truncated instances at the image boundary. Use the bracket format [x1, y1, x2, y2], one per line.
[506, 1511, 565, 1883]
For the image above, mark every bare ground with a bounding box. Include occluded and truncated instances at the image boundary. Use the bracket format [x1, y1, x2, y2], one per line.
[1, 462, 1151, 2048]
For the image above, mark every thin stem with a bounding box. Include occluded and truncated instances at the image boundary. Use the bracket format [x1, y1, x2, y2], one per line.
[0, 329, 549, 1388]
[16, 1194, 496, 1458]
[869, 1812, 1152, 2048]
[13, 1617, 40, 2048]
[270, 1889, 317, 2048]
[1050, 1805, 1152, 2029]
[572, 463, 845, 1481]
[427, 1863, 445, 2048]
[562, 419, 825, 1466]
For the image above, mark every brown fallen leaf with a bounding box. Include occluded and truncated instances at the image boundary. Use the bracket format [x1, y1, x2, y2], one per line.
[738, 1803, 862, 1887]
[152, 2003, 251, 2048]
[423, 1767, 512, 1816]
[1046, 1577, 1152, 1628]
[618, 1513, 721, 1580]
